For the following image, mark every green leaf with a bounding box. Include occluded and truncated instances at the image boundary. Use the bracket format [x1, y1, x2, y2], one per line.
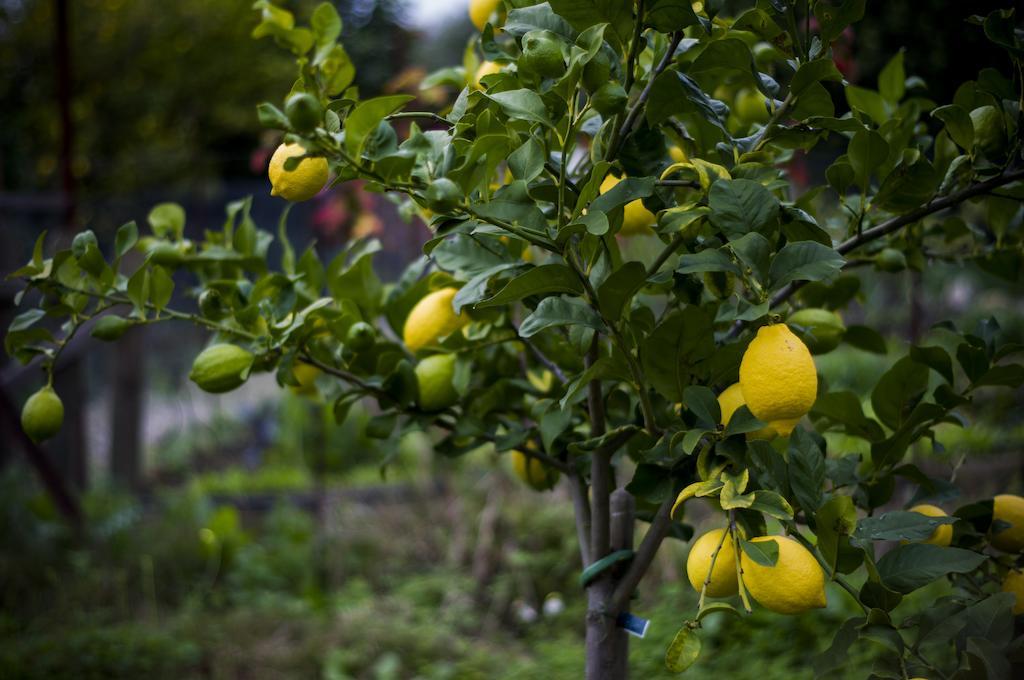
[816, 495, 857, 572]
[518, 296, 605, 337]
[597, 261, 647, 321]
[645, 0, 701, 32]
[878, 50, 905, 103]
[768, 241, 844, 291]
[853, 511, 956, 543]
[310, 2, 342, 46]
[791, 58, 843, 95]
[814, 0, 866, 43]
[641, 306, 714, 403]
[932, 104, 974, 151]
[910, 345, 954, 384]
[788, 428, 825, 513]
[843, 325, 887, 354]
[847, 128, 889, 187]
[845, 85, 889, 125]
[974, 363, 1024, 388]
[876, 544, 986, 593]
[484, 89, 553, 127]
[508, 137, 546, 183]
[149, 266, 174, 312]
[344, 95, 414, 158]
[810, 391, 885, 441]
[683, 385, 720, 428]
[675, 249, 741, 276]
[114, 221, 138, 259]
[728, 232, 771, 284]
[748, 490, 794, 521]
[740, 537, 779, 567]
[548, 0, 632, 51]
[708, 179, 780, 238]
[476, 265, 583, 309]
[148, 203, 185, 240]
[870, 356, 928, 430]
[724, 405, 769, 438]
[664, 625, 701, 673]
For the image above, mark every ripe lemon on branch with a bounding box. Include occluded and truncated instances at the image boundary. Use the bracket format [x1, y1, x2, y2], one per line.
[739, 324, 817, 436]
[907, 504, 953, 547]
[510, 450, 559, 491]
[268, 143, 329, 202]
[717, 382, 776, 440]
[989, 494, 1024, 552]
[685, 528, 738, 597]
[469, 0, 501, 31]
[403, 288, 469, 352]
[740, 536, 826, 614]
[600, 175, 655, 236]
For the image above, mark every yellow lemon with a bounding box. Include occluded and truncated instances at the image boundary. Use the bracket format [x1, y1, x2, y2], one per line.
[741, 536, 826, 614]
[717, 382, 776, 441]
[600, 175, 655, 236]
[469, 0, 501, 31]
[685, 528, 738, 597]
[907, 504, 953, 547]
[473, 60, 502, 89]
[669, 145, 688, 163]
[739, 324, 817, 437]
[990, 494, 1024, 552]
[268, 143, 329, 202]
[403, 288, 469, 353]
[510, 449, 559, 491]
[289, 361, 321, 397]
[1001, 569, 1024, 615]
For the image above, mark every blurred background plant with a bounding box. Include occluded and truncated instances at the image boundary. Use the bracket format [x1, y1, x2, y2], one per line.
[0, 0, 1022, 677]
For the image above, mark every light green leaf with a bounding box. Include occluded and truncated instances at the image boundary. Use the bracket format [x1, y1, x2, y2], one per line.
[344, 95, 414, 158]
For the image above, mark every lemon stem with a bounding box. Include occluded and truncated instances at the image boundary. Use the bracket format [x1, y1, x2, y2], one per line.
[697, 523, 731, 613]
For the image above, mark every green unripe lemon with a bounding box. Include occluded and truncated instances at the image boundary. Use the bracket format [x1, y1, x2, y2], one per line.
[519, 30, 565, 79]
[189, 344, 255, 394]
[970, 105, 1007, 156]
[415, 353, 459, 412]
[147, 242, 187, 267]
[21, 386, 64, 443]
[285, 92, 323, 134]
[788, 308, 845, 355]
[198, 289, 228, 320]
[346, 321, 376, 352]
[91, 315, 134, 342]
[424, 178, 463, 214]
[735, 88, 770, 124]
[875, 247, 907, 273]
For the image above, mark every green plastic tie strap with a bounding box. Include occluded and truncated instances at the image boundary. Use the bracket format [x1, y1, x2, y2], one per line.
[579, 549, 634, 588]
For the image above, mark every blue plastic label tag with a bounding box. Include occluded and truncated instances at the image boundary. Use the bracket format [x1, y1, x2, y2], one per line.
[616, 612, 650, 638]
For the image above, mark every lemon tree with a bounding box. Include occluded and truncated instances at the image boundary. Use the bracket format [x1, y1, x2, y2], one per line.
[6, 2, 1024, 678]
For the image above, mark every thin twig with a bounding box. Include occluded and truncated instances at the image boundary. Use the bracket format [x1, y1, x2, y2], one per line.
[608, 493, 673, 614]
[724, 167, 1024, 340]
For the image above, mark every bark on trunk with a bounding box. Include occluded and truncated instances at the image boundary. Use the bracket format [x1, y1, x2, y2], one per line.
[584, 489, 636, 680]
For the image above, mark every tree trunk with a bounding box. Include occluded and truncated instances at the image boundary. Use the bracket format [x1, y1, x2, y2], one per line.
[585, 489, 636, 680]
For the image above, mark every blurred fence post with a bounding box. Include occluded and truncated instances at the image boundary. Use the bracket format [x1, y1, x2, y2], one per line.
[110, 326, 145, 490]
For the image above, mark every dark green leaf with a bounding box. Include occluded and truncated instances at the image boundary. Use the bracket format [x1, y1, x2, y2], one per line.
[870, 357, 928, 430]
[476, 265, 583, 308]
[877, 544, 986, 593]
[740, 537, 779, 567]
[519, 296, 605, 337]
[708, 179, 780, 238]
[768, 241, 844, 290]
[788, 428, 826, 513]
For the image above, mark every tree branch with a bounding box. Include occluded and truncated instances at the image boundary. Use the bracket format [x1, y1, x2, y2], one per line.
[608, 493, 673, 614]
[646, 233, 685, 277]
[606, 31, 684, 161]
[725, 167, 1024, 340]
[586, 336, 611, 562]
